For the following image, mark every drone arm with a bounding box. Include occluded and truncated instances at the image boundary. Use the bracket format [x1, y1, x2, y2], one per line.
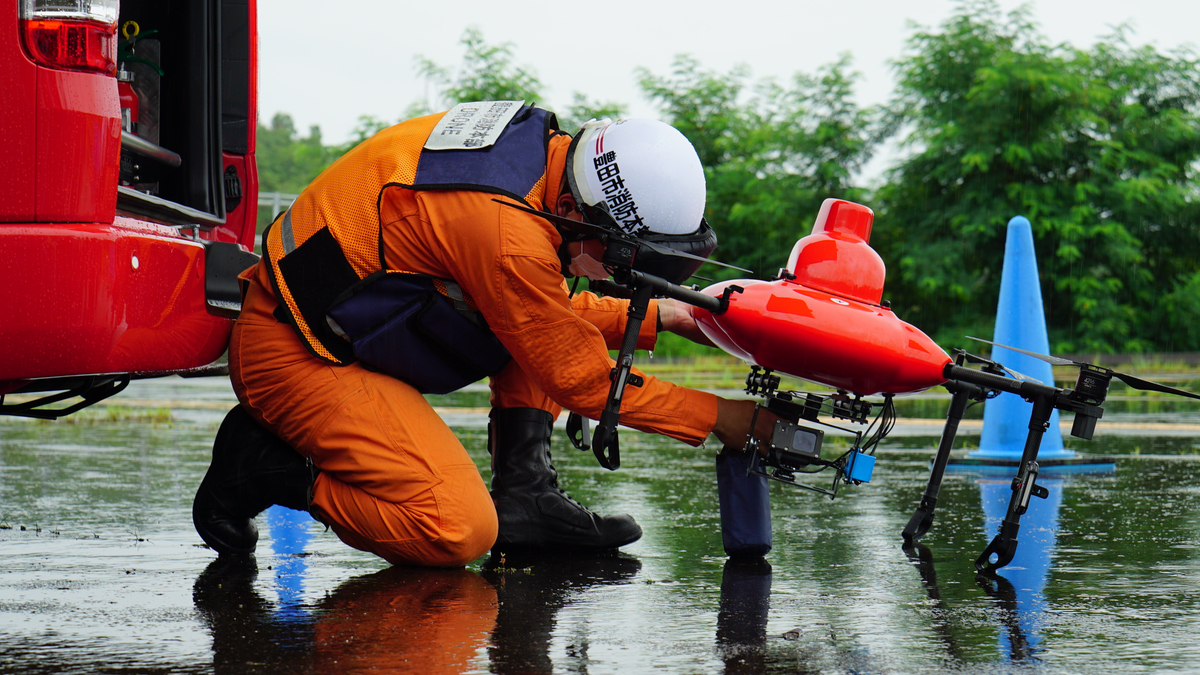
[627, 271, 728, 313]
[585, 272, 742, 470]
[943, 363, 1058, 402]
[597, 271, 736, 315]
[943, 362, 1060, 572]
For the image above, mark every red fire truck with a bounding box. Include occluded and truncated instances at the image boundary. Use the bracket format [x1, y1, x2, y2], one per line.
[0, 0, 260, 418]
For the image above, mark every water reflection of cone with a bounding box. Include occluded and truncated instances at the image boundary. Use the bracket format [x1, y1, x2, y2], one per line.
[266, 504, 312, 622]
[969, 216, 1071, 462]
[978, 477, 1062, 660]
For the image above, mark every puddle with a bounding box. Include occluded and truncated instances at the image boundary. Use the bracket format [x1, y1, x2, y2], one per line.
[1, 377, 1199, 673]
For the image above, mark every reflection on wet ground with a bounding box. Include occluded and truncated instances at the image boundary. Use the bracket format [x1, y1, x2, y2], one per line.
[1, 377, 1199, 673]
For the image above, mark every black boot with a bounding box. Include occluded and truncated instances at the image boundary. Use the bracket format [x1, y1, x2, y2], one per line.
[193, 406, 318, 556]
[489, 408, 641, 550]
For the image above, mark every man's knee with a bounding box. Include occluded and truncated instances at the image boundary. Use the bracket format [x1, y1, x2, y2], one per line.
[371, 506, 497, 568]
[425, 465, 498, 566]
[431, 507, 498, 567]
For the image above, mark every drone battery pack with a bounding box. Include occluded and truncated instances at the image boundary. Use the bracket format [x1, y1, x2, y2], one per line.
[846, 451, 875, 483]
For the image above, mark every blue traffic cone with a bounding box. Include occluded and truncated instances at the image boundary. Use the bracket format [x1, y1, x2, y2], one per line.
[968, 216, 1073, 462]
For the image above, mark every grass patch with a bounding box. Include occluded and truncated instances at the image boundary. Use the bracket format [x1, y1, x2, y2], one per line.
[37, 405, 175, 426]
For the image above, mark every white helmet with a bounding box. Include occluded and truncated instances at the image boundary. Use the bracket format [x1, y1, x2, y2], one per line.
[567, 118, 706, 236]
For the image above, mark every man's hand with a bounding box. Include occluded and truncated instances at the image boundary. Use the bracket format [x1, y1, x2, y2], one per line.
[712, 397, 781, 452]
[657, 298, 716, 347]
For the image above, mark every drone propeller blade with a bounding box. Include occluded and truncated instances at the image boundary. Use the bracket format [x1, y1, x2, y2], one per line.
[637, 238, 752, 273]
[966, 336, 1200, 400]
[1113, 372, 1200, 400]
[966, 337, 1076, 366]
[1001, 366, 1044, 385]
[957, 350, 1044, 384]
[492, 198, 615, 239]
[492, 198, 752, 274]
[958, 351, 993, 367]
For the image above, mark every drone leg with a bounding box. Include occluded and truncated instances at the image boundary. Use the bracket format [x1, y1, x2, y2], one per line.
[591, 283, 654, 470]
[975, 393, 1053, 573]
[903, 381, 980, 542]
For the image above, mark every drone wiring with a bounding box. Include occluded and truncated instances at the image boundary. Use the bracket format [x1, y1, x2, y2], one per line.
[859, 394, 896, 456]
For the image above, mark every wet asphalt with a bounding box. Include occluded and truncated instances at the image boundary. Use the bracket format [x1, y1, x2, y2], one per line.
[2, 376, 1199, 674]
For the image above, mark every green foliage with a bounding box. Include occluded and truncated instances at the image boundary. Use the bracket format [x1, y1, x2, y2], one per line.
[637, 55, 879, 278]
[556, 92, 628, 135]
[650, 331, 713, 359]
[874, 0, 1200, 353]
[255, 113, 347, 232]
[255, 113, 342, 194]
[38, 406, 175, 426]
[411, 27, 544, 116]
[252, 7, 1200, 356]
[412, 29, 627, 132]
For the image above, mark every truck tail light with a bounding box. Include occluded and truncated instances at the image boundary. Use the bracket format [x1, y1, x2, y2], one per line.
[19, 0, 119, 75]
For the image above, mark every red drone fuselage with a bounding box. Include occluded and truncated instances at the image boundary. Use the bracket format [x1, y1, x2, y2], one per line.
[693, 199, 951, 396]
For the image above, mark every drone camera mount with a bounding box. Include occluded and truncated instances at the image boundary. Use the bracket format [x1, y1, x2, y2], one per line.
[735, 367, 885, 498]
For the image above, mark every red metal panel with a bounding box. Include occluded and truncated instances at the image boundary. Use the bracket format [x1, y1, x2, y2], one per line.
[694, 198, 950, 396]
[212, 0, 258, 251]
[239, 151, 260, 250]
[236, 0, 259, 251]
[34, 67, 121, 223]
[213, 152, 259, 248]
[0, 218, 234, 381]
[695, 279, 951, 396]
[246, 0, 259, 155]
[0, 3, 38, 221]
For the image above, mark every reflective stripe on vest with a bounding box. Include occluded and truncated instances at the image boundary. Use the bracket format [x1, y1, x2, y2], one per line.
[280, 208, 296, 254]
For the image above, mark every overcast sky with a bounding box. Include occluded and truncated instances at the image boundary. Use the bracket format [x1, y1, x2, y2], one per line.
[256, 0, 1198, 153]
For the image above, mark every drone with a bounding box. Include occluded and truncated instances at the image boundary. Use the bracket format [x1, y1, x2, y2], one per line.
[501, 197, 1200, 573]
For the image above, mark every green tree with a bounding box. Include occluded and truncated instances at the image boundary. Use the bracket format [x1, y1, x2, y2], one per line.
[255, 113, 341, 194]
[874, 0, 1200, 353]
[556, 92, 628, 135]
[255, 113, 345, 231]
[638, 55, 878, 278]
[253, 30, 632, 236]
[410, 27, 544, 116]
[410, 28, 627, 130]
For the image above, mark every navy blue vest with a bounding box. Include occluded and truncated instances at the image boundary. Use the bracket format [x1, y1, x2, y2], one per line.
[408, 104, 555, 204]
[321, 105, 559, 390]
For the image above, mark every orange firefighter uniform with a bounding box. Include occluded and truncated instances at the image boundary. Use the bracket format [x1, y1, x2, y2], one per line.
[230, 107, 720, 566]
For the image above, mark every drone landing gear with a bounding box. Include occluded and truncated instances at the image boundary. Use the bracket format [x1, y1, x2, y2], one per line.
[901, 379, 984, 542]
[973, 394, 1054, 573]
[905, 357, 1065, 573]
[566, 272, 740, 470]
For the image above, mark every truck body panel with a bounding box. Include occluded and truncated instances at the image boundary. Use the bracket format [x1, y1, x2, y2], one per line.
[1, 0, 261, 417]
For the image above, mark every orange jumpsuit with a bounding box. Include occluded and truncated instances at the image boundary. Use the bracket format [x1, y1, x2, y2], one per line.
[230, 124, 719, 567]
